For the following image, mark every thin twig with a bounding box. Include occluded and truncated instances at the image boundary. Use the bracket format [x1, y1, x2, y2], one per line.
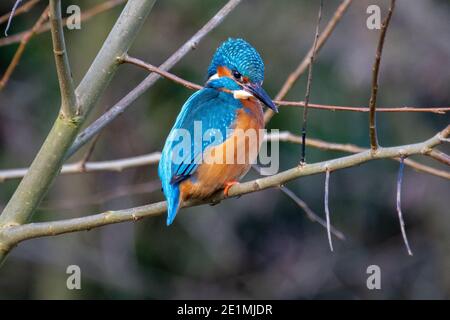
[324, 169, 333, 251]
[1, 132, 448, 182]
[4, 0, 23, 36]
[121, 55, 203, 90]
[301, 0, 322, 164]
[396, 157, 413, 256]
[369, 0, 396, 150]
[123, 56, 450, 115]
[0, 0, 157, 231]
[252, 164, 345, 240]
[0, 0, 40, 26]
[1, 125, 447, 248]
[76, 133, 102, 172]
[280, 185, 345, 240]
[264, 0, 353, 123]
[49, 0, 78, 117]
[276, 101, 450, 114]
[265, 131, 450, 180]
[0, 6, 49, 90]
[0, 0, 126, 47]
[66, 0, 243, 159]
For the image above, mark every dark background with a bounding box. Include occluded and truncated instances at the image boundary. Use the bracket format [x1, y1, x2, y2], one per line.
[0, 0, 449, 299]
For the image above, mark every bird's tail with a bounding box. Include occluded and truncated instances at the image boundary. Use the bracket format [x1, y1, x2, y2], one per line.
[166, 186, 181, 226]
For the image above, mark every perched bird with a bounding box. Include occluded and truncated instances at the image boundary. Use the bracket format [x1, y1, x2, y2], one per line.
[158, 38, 278, 225]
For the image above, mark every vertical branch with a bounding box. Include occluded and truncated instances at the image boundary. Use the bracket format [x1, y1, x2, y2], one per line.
[368, 0, 396, 150]
[49, 0, 78, 117]
[396, 157, 413, 256]
[324, 169, 334, 252]
[300, 0, 322, 164]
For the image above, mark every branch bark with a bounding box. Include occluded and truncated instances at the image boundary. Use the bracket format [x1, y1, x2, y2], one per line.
[66, 0, 243, 159]
[264, 0, 353, 123]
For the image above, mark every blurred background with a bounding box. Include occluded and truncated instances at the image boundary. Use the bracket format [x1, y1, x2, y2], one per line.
[0, 0, 449, 299]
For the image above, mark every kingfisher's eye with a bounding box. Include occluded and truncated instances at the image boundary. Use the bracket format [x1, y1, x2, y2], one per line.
[232, 70, 242, 81]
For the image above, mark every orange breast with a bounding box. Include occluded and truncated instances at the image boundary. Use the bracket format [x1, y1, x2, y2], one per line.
[180, 98, 264, 200]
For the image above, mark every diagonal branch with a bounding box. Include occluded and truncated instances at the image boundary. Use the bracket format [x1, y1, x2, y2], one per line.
[122, 55, 450, 114]
[0, 0, 126, 47]
[279, 185, 345, 240]
[49, 0, 78, 117]
[0, 5, 49, 90]
[368, 0, 396, 150]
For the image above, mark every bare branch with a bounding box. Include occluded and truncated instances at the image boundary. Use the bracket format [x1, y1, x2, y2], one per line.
[121, 55, 203, 91]
[276, 101, 450, 114]
[428, 150, 450, 166]
[0, 0, 40, 26]
[0, 152, 161, 181]
[369, 0, 396, 150]
[280, 185, 345, 241]
[264, 0, 353, 123]
[123, 55, 450, 115]
[66, 0, 243, 159]
[49, 0, 78, 117]
[396, 157, 413, 256]
[324, 169, 333, 251]
[0, 0, 126, 47]
[3, 0, 23, 36]
[1, 131, 448, 182]
[0, 6, 49, 90]
[0, 125, 447, 253]
[301, 0, 322, 163]
[0, 0, 157, 231]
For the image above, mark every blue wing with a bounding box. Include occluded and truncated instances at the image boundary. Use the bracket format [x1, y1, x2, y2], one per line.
[158, 86, 242, 225]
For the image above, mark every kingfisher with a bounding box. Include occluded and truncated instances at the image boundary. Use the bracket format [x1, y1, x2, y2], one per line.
[158, 38, 278, 225]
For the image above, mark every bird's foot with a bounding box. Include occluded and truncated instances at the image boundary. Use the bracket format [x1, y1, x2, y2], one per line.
[223, 181, 239, 197]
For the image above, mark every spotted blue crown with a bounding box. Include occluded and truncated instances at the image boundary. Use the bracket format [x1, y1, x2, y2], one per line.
[207, 38, 265, 84]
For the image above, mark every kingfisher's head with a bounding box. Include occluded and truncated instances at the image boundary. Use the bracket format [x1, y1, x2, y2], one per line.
[207, 38, 278, 112]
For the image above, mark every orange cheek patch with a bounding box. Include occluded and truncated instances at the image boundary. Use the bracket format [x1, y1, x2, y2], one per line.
[217, 66, 232, 78]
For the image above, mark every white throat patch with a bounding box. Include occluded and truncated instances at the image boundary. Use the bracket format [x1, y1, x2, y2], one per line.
[233, 89, 253, 100]
[208, 73, 254, 100]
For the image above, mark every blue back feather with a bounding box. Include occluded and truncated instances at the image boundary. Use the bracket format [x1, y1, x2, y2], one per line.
[159, 38, 266, 225]
[158, 81, 243, 225]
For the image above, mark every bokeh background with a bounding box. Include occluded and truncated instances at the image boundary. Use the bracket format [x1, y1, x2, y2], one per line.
[0, 0, 449, 299]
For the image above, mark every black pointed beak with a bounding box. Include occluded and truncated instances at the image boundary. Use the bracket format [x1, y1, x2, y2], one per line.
[244, 83, 278, 113]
